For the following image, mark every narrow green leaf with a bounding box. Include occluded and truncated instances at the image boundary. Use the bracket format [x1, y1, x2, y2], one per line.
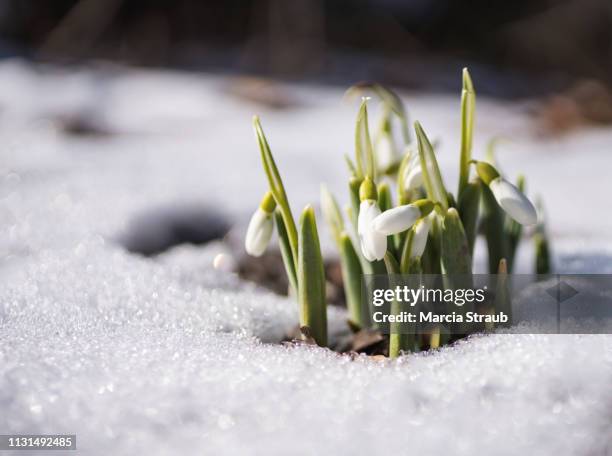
[458, 68, 475, 196]
[253, 117, 299, 269]
[440, 208, 472, 275]
[344, 154, 358, 176]
[440, 208, 474, 334]
[274, 210, 298, 294]
[355, 99, 376, 180]
[339, 233, 365, 329]
[421, 213, 442, 275]
[297, 205, 328, 346]
[457, 179, 482, 257]
[414, 121, 448, 210]
[399, 229, 415, 274]
[396, 147, 414, 204]
[481, 184, 510, 274]
[348, 177, 362, 230]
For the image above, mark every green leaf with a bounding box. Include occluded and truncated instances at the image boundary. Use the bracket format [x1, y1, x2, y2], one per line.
[348, 176, 362, 230]
[253, 116, 298, 269]
[344, 154, 358, 176]
[440, 208, 472, 276]
[458, 68, 475, 196]
[339, 232, 365, 328]
[421, 213, 442, 275]
[440, 208, 474, 334]
[414, 121, 448, 210]
[481, 184, 510, 274]
[355, 99, 376, 180]
[457, 179, 482, 257]
[396, 146, 414, 204]
[274, 210, 298, 294]
[297, 205, 328, 346]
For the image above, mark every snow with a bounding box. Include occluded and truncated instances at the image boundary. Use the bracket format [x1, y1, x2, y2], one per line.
[1, 59, 612, 455]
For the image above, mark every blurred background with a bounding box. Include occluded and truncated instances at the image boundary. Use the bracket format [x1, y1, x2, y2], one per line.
[1, 0, 612, 101]
[2, 0, 612, 280]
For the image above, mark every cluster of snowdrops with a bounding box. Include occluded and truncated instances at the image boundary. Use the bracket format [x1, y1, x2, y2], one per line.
[243, 69, 550, 357]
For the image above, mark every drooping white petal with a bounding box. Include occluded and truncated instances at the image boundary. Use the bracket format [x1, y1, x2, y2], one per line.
[358, 200, 387, 261]
[490, 177, 538, 225]
[410, 217, 431, 258]
[371, 204, 421, 236]
[245, 208, 274, 256]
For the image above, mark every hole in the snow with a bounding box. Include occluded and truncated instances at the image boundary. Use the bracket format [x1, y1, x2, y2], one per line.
[119, 203, 230, 256]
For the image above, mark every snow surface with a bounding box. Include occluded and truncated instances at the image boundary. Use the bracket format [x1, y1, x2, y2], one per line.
[1, 60, 612, 455]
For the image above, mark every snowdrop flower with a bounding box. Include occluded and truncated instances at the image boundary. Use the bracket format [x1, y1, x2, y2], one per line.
[357, 178, 387, 261]
[372, 199, 435, 236]
[245, 191, 276, 256]
[409, 215, 432, 258]
[476, 161, 537, 225]
[403, 151, 423, 190]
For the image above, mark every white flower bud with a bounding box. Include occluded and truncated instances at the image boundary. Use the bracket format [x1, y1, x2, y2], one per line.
[245, 208, 274, 256]
[403, 165, 423, 190]
[371, 204, 421, 236]
[376, 133, 396, 171]
[403, 153, 423, 190]
[489, 177, 537, 225]
[358, 200, 387, 261]
[410, 216, 431, 258]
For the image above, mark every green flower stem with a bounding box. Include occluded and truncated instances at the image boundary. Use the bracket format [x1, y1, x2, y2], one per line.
[414, 121, 448, 210]
[458, 68, 475, 197]
[253, 117, 299, 271]
[297, 205, 328, 346]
